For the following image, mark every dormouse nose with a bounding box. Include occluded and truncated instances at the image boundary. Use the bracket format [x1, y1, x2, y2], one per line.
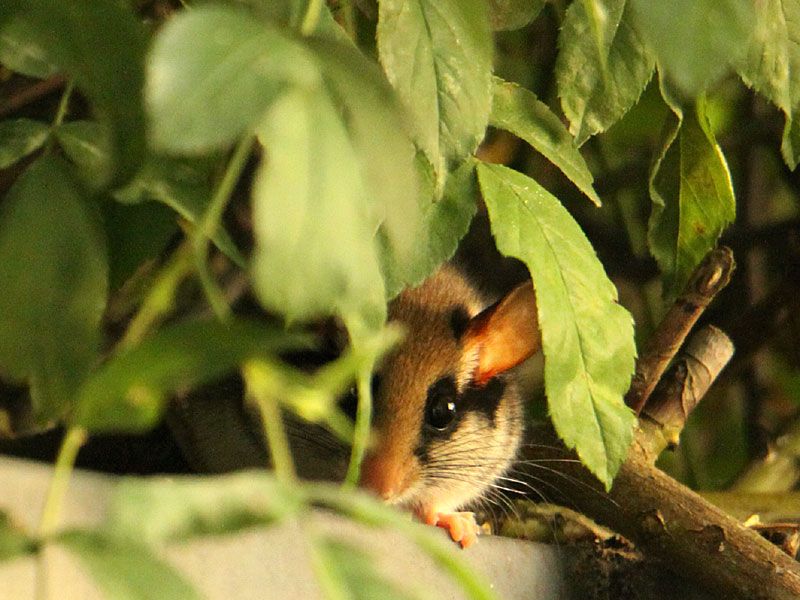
[360, 452, 411, 502]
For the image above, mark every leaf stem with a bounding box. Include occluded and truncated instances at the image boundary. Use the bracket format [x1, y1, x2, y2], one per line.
[243, 361, 297, 485]
[300, 0, 323, 36]
[51, 80, 74, 129]
[343, 363, 373, 487]
[37, 427, 87, 538]
[192, 134, 253, 320]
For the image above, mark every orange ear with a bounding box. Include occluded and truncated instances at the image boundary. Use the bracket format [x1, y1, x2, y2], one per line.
[462, 281, 541, 386]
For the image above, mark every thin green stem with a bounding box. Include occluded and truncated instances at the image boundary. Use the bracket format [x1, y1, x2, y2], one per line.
[119, 241, 194, 350]
[51, 80, 74, 129]
[300, 0, 324, 36]
[338, 0, 356, 40]
[244, 361, 297, 485]
[37, 427, 87, 538]
[191, 134, 253, 321]
[344, 363, 373, 487]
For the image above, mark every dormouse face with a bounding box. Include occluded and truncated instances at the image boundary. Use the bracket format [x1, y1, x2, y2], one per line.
[360, 266, 536, 517]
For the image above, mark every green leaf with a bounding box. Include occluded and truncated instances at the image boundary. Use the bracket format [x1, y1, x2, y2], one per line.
[146, 5, 320, 152]
[8, 0, 147, 186]
[379, 156, 478, 298]
[73, 319, 309, 432]
[377, 0, 493, 180]
[58, 531, 200, 600]
[477, 162, 636, 488]
[490, 78, 602, 206]
[556, 0, 655, 145]
[0, 512, 36, 561]
[0, 118, 49, 169]
[106, 473, 302, 545]
[0, 155, 107, 423]
[317, 537, 421, 600]
[0, 16, 56, 78]
[488, 0, 545, 31]
[53, 120, 111, 184]
[648, 96, 736, 297]
[305, 38, 421, 295]
[629, 0, 754, 96]
[736, 0, 800, 169]
[252, 87, 387, 329]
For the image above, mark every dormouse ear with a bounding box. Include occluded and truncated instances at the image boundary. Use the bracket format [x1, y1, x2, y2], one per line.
[461, 281, 541, 387]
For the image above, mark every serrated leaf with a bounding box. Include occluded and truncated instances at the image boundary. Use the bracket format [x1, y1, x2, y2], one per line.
[106, 473, 302, 545]
[7, 0, 147, 186]
[648, 96, 736, 298]
[73, 319, 309, 432]
[736, 0, 800, 169]
[0, 155, 107, 423]
[0, 118, 49, 169]
[377, 0, 493, 180]
[58, 531, 200, 600]
[146, 5, 320, 152]
[252, 88, 387, 329]
[556, 0, 654, 145]
[379, 156, 478, 298]
[488, 0, 545, 31]
[477, 162, 636, 488]
[0, 16, 56, 78]
[490, 77, 602, 206]
[629, 0, 754, 96]
[304, 38, 421, 295]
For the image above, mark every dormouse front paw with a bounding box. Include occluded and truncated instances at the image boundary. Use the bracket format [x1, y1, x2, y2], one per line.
[420, 509, 480, 548]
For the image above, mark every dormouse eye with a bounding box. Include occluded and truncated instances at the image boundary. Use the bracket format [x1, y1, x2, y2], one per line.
[424, 377, 458, 431]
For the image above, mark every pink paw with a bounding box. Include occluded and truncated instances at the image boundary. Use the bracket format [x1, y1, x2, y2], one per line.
[422, 510, 480, 548]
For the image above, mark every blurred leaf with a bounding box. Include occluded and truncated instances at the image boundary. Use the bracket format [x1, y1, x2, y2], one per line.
[146, 5, 319, 152]
[648, 95, 736, 297]
[226, 0, 350, 42]
[53, 120, 111, 184]
[252, 87, 386, 330]
[379, 156, 478, 298]
[477, 162, 636, 489]
[0, 17, 56, 78]
[556, 0, 654, 145]
[106, 472, 302, 545]
[490, 77, 602, 205]
[488, 0, 545, 31]
[0, 512, 36, 561]
[630, 0, 754, 96]
[73, 319, 310, 431]
[59, 531, 200, 600]
[736, 0, 800, 169]
[0, 155, 107, 423]
[0, 118, 49, 168]
[377, 0, 493, 181]
[318, 537, 421, 600]
[305, 38, 421, 294]
[6, 0, 147, 186]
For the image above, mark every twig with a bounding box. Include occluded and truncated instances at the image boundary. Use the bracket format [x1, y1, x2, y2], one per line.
[0, 75, 66, 119]
[625, 247, 735, 414]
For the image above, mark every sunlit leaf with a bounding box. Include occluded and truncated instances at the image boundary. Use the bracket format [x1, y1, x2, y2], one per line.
[736, 0, 800, 169]
[556, 0, 654, 145]
[73, 319, 310, 431]
[648, 93, 736, 297]
[5, 0, 147, 185]
[252, 88, 386, 329]
[0, 118, 49, 169]
[377, 0, 493, 181]
[0, 155, 107, 423]
[488, 0, 545, 31]
[106, 473, 302, 545]
[59, 531, 200, 600]
[490, 77, 602, 205]
[477, 162, 636, 488]
[146, 5, 319, 152]
[630, 0, 754, 96]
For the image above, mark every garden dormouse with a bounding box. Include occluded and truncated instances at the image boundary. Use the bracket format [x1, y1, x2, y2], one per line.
[361, 264, 541, 547]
